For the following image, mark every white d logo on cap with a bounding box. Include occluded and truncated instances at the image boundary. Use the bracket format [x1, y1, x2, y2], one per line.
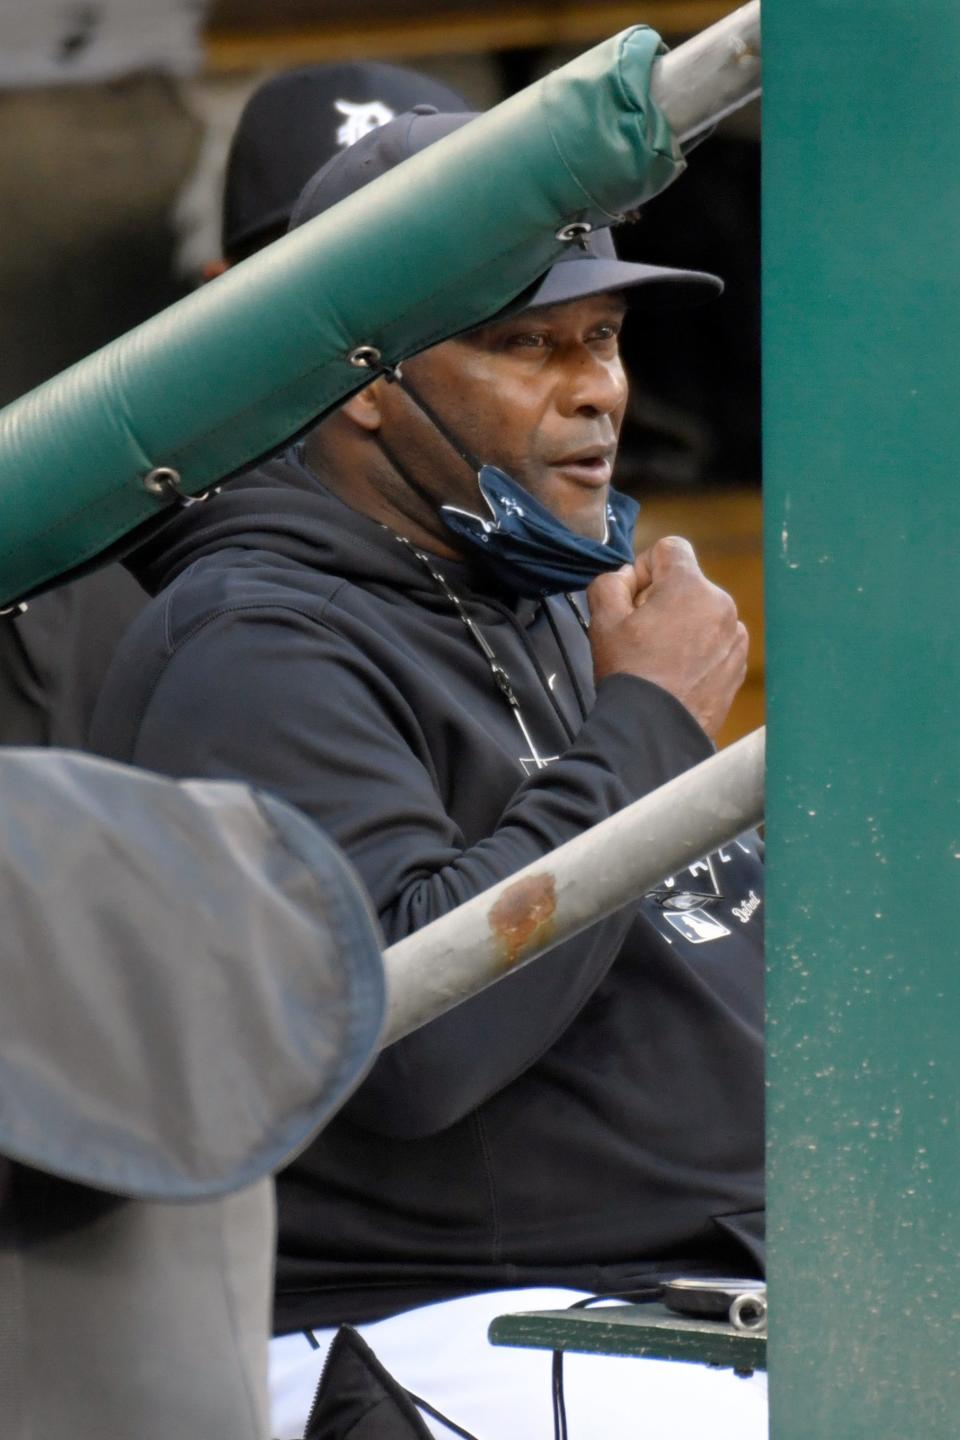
[333, 99, 397, 149]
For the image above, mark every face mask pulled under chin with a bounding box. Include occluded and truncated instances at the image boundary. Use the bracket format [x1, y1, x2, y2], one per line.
[440, 464, 640, 599]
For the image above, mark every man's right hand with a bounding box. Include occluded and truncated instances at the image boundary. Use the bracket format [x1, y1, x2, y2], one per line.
[586, 536, 748, 739]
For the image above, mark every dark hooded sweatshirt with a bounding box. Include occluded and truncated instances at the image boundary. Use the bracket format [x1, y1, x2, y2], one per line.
[91, 446, 765, 1332]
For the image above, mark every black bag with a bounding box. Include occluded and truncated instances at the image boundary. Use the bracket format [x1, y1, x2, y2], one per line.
[304, 1327, 435, 1439]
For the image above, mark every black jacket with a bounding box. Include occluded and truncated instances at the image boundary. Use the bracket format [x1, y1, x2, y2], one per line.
[91, 447, 765, 1330]
[1, 569, 145, 747]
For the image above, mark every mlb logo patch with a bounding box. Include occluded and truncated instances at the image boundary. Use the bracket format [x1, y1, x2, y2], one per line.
[663, 907, 732, 944]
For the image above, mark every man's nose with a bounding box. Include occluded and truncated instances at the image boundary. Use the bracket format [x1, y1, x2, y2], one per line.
[557, 351, 628, 419]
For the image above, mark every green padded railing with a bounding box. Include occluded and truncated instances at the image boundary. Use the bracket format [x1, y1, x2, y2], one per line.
[0, 27, 681, 607]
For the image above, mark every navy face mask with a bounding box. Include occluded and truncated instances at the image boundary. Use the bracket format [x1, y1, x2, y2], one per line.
[441, 464, 640, 599]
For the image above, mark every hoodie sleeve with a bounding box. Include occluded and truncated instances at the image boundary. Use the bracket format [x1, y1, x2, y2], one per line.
[123, 600, 713, 1138]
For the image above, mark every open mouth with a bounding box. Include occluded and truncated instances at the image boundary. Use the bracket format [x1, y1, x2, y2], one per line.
[549, 450, 614, 486]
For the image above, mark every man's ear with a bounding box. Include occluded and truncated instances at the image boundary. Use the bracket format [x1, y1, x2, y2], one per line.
[340, 381, 384, 433]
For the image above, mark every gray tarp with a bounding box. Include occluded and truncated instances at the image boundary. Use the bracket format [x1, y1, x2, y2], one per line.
[0, 748, 385, 1198]
[0, 749, 385, 1439]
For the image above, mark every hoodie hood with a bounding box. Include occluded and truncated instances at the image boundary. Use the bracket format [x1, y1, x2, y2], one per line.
[130, 445, 533, 613]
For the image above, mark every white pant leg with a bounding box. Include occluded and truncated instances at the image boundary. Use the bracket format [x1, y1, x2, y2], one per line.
[269, 1288, 768, 1440]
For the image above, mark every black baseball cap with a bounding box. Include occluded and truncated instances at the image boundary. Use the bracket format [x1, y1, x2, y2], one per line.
[289, 108, 724, 314]
[222, 63, 470, 261]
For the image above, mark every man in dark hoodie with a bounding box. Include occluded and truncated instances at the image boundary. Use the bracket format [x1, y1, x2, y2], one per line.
[92, 112, 766, 1438]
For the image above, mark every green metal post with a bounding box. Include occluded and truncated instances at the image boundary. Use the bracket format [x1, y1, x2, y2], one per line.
[764, 3, 960, 1435]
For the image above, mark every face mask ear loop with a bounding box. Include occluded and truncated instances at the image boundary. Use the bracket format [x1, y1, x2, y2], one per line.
[382, 364, 486, 479]
[347, 358, 453, 517]
[348, 347, 489, 519]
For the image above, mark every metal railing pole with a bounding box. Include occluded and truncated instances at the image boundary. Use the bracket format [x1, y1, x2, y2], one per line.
[382, 726, 765, 1044]
[653, 1, 762, 143]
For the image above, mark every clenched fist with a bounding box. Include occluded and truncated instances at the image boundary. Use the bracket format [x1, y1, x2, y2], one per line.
[587, 536, 748, 738]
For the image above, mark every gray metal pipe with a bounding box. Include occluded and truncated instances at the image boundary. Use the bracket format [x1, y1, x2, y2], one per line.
[383, 726, 765, 1044]
[653, 0, 762, 142]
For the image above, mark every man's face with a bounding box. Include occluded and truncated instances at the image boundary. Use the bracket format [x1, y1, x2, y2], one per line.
[374, 292, 630, 542]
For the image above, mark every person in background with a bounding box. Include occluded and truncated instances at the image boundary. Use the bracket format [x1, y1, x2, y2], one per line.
[210, 61, 469, 272]
[0, 0, 207, 746]
[0, 58, 465, 746]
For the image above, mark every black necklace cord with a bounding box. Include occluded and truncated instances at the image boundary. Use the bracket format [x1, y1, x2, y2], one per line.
[481, 594, 577, 746]
[387, 530, 553, 772]
[385, 366, 486, 478]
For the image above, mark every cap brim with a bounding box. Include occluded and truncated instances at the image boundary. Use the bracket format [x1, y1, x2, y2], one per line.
[520, 255, 723, 314]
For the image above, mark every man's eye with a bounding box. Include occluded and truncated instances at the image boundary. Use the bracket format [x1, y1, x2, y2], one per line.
[592, 324, 622, 342]
[507, 332, 547, 349]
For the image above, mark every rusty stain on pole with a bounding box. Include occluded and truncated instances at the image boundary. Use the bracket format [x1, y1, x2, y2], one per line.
[384, 727, 765, 1044]
[488, 873, 557, 969]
